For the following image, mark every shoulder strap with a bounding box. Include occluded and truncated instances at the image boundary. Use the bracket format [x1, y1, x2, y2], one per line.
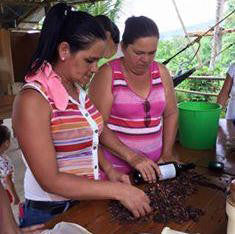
[151, 61, 161, 78]
[107, 58, 125, 93]
[22, 82, 49, 102]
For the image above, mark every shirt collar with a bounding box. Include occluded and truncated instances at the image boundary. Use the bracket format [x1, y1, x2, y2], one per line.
[25, 62, 70, 110]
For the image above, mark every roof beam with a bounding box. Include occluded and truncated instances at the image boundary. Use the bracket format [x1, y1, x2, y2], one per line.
[0, 0, 103, 6]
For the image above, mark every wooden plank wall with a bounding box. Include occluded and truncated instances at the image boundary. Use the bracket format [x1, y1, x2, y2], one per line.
[0, 29, 14, 95]
[0, 29, 39, 96]
[0, 29, 39, 120]
[11, 31, 39, 83]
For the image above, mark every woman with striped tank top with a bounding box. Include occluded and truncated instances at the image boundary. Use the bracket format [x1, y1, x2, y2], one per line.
[89, 16, 178, 184]
[12, 4, 152, 227]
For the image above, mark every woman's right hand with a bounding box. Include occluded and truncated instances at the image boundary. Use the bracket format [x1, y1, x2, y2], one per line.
[128, 154, 161, 184]
[116, 182, 152, 218]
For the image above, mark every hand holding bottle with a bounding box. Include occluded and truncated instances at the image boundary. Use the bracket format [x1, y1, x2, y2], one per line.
[128, 153, 161, 184]
[131, 162, 196, 185]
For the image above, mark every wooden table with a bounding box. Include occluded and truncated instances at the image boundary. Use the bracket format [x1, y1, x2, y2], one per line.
[46, 119, 235, 234]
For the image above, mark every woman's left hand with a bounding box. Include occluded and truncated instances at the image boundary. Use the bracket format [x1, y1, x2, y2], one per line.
[106, 167, 131, 184]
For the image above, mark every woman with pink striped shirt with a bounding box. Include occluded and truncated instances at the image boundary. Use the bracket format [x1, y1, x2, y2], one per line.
[89, 16, 178, 184]
[12, 4, 152, 227]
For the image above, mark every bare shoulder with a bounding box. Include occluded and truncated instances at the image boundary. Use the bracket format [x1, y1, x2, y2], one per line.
[89, 63, 113, 95]
[14, 89, 50, 110]
[99, 63, 112, 74]
[13, 89, 51, 122]
[92, 63, 112, 83]
[157, 62, 173, 86]
[158, 63, 171, 78]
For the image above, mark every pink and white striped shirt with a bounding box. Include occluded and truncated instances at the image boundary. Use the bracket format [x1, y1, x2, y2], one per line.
[102, 58, 166, 175]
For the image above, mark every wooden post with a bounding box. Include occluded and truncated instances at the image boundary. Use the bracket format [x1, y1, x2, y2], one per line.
[0, 29, 14, 95]
[171, 0, 203, 67]
[209, 0, 225, 70]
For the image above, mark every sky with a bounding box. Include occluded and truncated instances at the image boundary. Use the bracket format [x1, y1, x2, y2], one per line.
[116, 0, 218, 36]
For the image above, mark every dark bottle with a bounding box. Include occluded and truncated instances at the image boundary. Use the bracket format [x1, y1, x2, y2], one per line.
[131, 162, 196, 185]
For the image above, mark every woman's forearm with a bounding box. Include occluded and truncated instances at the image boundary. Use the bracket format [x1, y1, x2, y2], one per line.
[39, 171, 124, 201]
[100, 125, 137, 164]
[98, 146, 113, 174]
[217, 75, 233, 107]
[162, 110, 178, 156]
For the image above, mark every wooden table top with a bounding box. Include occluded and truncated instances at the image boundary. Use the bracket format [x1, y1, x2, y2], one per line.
[45, 119, 235, 234]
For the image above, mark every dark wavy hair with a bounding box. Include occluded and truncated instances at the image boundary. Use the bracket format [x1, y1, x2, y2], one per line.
[94, 15, 120, 44]
[0, 125, 11, 146]
[27, 3, 106, 75]
[122, 16, 159, 48]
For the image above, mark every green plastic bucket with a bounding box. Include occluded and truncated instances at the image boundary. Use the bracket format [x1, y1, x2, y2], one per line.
[178, 102, 221, 150]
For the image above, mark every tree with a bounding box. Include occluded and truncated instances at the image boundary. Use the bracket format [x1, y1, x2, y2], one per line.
[209, 0, 225, 70]
[75, 0, 123, 22]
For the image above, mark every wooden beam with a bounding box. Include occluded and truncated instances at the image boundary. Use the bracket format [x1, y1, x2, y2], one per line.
[16, 5, 40, 25]
[0, 1, 41, 7]
[188, 28, 235, 37]
[187, 76, 225, 81]
[19, 20, 41, 24]
[0, 29, 14, 95]
[171, 0, 202, 66]
[9, 28, 40, 32]
[0, 0, 104, 6]
[175, 88, 218, 96]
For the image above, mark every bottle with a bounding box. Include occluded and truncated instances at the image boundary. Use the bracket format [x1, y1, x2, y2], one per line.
[226, 180, 235, 234]
[131, 162, 195, 185]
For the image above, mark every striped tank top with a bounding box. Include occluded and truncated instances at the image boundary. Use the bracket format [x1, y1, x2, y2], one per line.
[22, 79, 103, 201]
[102, 58, 166, 175]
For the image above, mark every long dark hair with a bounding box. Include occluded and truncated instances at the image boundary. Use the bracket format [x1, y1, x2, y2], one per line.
[122, 16, 159, 48]
[27, 3, 106, 75]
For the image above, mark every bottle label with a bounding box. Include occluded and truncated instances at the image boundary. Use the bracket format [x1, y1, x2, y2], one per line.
[159, 164, 176, 180]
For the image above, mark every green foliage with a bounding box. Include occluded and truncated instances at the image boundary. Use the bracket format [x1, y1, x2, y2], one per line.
[156, 37, 198, 73]
[225, 0, 235, 28]
[156, 0, 234, 104]
[75, 0, 123, 22]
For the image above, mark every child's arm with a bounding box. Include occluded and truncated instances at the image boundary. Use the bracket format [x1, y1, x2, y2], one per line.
[0, 180, 20, 233]
[4, 174, 20, 205]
